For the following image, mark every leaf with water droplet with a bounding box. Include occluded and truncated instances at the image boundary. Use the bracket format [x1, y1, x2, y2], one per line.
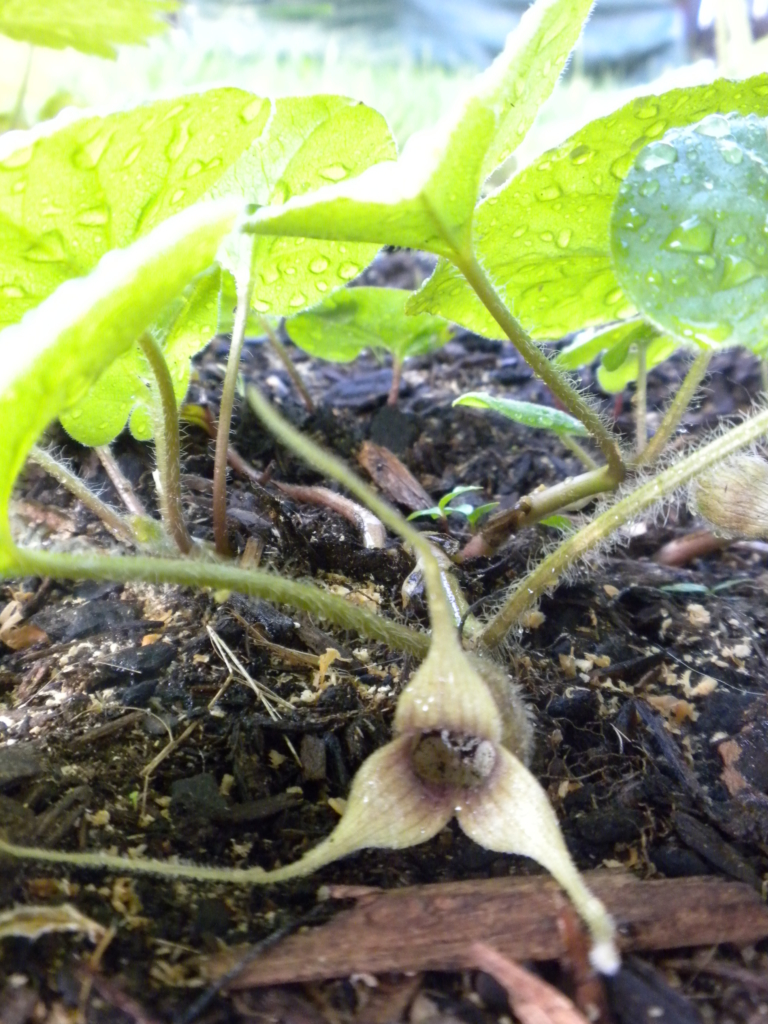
[214, 95, 395, 317]
[0, 197, 241, 559]
[612, 113, 768, 352]
[555, 319, 676, 391]
[0, 89, 271, 443]
[242, 0, 593, 263]
[0, 0, 176, 59]
[285, 287, 450, 364]
[407, 74, 768, 341]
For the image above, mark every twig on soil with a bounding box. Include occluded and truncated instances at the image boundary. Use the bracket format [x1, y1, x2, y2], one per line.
[275, 481, 387, 549]
[96, 445, 148, 518]
[471, 941, 591, 1024]
[654, 529, 730, 566]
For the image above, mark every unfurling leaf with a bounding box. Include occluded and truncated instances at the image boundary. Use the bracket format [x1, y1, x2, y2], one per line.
[692, 455, 768, 538]
[453, 392, 588, 435]
[611, 113, 768, 353]
[286, 286, 449, 363]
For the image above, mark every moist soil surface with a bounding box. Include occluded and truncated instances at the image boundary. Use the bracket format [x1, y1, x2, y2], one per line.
[2, 250, 768, 1023]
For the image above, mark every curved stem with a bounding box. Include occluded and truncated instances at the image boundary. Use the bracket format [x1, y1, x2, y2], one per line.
[137, 332, 192, 555]
[635, 343, 647, 457]
[5, 546, 428, 658]
[478, 406, 768, 649]
[455, 253, 626, 480]
[634, 349, 712, 469]
[28, 447, 136, 544]
[247, 386, 463, 650]
[561, 434, 598, 471]
[214, 255, 255, 556]
[261, 317, 315, 413]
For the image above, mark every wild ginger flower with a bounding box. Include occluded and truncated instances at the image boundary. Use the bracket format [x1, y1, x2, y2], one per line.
[263, 633, 620, 975]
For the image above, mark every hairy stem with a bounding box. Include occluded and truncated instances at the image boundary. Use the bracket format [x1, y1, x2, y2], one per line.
[455, 254, 626, 480]
[4, 546, 428, 658]
[478, 406, 768, 649]
[247, 386, 462, 649]
[561, 434, 598, 471]
[261, 317, 315, 413]
[137, 332, 192, 555]
[634, 350, 712, 469]
[214, 256, 255, 556]
[96, 447, 147, 517]
[635, 343, 647, 457]
[28, 447, 136, 544]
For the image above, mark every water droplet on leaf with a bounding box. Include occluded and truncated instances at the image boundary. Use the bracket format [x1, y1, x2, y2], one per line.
[538, 184, 561, 201]
[695, 115, 732, 139]
[718, 139, 744, 164]
[309, 256, 328, 273]
[556, 229, 571, 248]
[663, 215, 714, 254]
[636, 142, 677, 172]
[569, 144, 592, 164]
[639, 179, 660, 197]
[720, 254, 757, 289]
[320, 164, 348, 182]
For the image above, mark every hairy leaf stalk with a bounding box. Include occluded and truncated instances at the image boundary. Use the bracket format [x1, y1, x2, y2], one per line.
[634, 350, 712, 468]
[456, 253, 626, 479]
[479, 406, 768, 648]
[137, 332, 192, 555]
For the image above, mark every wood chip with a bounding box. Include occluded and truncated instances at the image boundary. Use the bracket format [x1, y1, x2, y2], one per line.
[358, 441, 432, 511]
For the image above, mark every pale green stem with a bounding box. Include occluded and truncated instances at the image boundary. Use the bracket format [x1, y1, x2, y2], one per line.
[560, 434, 598, 471]
[478, 406, 768, 649]
[96, 446, 147, 517]
[261, 317, 315, 413]
[634, 350, 712, 469]
[388, 356, 403, 407]
[28, 447, 136, 544]
[137, 332, 192, 555]
[10, 46, 32, 130]
[214, 253, 255, 556]
[3, 546, 428, 658]
[247, 385, 462, 650]
[635, 343, 647, 457]
[455, 253, 626, 480]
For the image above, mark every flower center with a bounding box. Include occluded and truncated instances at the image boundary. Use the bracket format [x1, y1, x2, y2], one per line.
[410, 730, 497, 790]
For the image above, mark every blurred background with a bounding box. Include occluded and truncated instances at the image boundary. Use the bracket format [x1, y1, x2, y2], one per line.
[2, 0, 766, 167]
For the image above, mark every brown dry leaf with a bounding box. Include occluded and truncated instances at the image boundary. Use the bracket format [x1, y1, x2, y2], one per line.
[472, 941, 590, 1024]
[0, 903, 104, 943]
[358, 441, 432, 511]
[719, 739, 749, 796]
[0, 621, 49, 651]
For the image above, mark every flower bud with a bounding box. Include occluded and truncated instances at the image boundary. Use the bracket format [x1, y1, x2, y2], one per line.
[692, 455, 768, 539]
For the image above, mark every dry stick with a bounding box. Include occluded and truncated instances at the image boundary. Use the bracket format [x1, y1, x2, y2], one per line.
[28, 447, 135, 544]
[478, 405, 768, 649]
[634, 349, 712, 469]
[96, 446, 147, 517]
[213, 259, 255, 556]
[137, 332, 192, 555]
[635, 342, 647, 457]
[260, 317, 315, 413]
[456, 253, 626, 481]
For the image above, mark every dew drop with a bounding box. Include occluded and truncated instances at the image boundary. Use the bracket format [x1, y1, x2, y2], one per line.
[636, 102, 660, 120]
[122, 143, 142, 168]
[252, 298, 269, 313]
[309, 256, 328, 273]
[569, 144, 592, 164]
[69, 409, 82, 420]
[340, 262, 360, 280]
[605, 288, 623, 306]
[73, 129, 114, 170]
[263, 266, 279, 285]
[170, 189, 186, 205]
[720, 254, 757, 289]
[619, 207, 647, 231]
[540, 231, 554, 242]
[556, 229, 571, 248]
[639, 178, 660, 197]
[10, 180, 25, 194]
[284, 266, 296, 276]
[727, 233, 747, 246]
[241, 98, 265, 123]
[76, 206, 110, 226]
[610, 153, 635, 179]
[718, 139, 744, 164]
[755, 84, 768, 97]
[645, 269, 663, 286]
[166, 119, 192, 162]
[320, 164, 348, 182]
[538, 184, 562, 201]
[316, 281, 328, 292]
[24, 230, 66, 263]
[663, 215, 714, 254]
[644, 119, 668, 139]
[185, 159, 203, 178]
[512, 226, 526, 238]
[0, 283, 25, 297]
[695, 115, 732, 139]
[636, 142, 677, 172]
[289, 293, 307, 308]
[696, 255, 716, 270]
[680, 174, 692, 185]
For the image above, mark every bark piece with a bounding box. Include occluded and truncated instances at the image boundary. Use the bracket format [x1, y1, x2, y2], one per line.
[201, 871, 768, 989]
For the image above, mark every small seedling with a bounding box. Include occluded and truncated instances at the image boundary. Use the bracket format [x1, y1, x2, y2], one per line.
[407, 485, 499, 529]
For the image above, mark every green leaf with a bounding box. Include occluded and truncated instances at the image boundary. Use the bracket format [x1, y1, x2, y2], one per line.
[438, 486, 481, 512]
[285, 286, 450, 363]
[0, 0, 176, 58]
[0, 89, 271, 443]
[241, 0, 593, 260]
[452, 391, 588, 435]
[408, 75, 768, 341]
[214, 96, 396, 316]
[596, 332, 678, 393]
[0, 197, 243, 561]
[611, 113, 768, 353]
[556, 319, 646, 370]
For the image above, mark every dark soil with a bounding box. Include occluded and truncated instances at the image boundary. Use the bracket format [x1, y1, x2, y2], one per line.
[2, 249, 768, 1024]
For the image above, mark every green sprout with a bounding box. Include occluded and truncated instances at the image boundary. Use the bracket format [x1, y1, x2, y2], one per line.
[407, 485, 499, 529]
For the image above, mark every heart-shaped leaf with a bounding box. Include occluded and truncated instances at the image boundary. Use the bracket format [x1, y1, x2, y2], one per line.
[285, 286, 450, 363]
[407, 75, 768, 341]
[611, 113, 768, 353]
